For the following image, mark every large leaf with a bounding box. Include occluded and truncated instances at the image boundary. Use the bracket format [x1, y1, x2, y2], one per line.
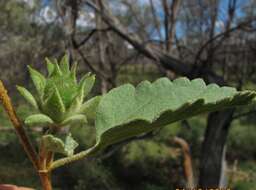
[94, 77, 256, 149]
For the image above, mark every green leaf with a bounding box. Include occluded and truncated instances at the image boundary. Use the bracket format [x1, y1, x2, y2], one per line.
[61, 114, 87, 125]
[27, 65, 46, 95]
[80, 96, 101, 121]
[45, 58, 55, 76]
[52, 63, 62, 76]
[94, 77, 256, 149]
[16, 86, 38, 109]
[25, 114, 53, 126]
[67, 73, 95, 112]
[42, 135, 65, 155]
[60, 54, 70, 74]
[43, 86, 66, 123]
[70, 62, 78, 83]
[42, 134, 78, 156]
[79, 74, 95, 98]
[64, 133, 79, 156]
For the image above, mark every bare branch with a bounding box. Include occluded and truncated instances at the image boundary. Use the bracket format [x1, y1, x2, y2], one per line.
[232, 109, 256, 120]
[77, 28, 111, 48]
[85, 0, 191, 75]
[173, 136, 195, 188]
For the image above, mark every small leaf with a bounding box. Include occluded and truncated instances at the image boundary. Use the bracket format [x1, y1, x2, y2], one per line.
[27, 65, 46, 95]
[43, 86, 66, 123]
[79, 74, 95, 98]
[25, 114, 53, 126]
[64, 133, 79, 156]
[16, 86, 38, 109]
[70, 62, 78, 83]
[80, 96, 101, 121]
[61, 114, 87, 125]
[52, 63, 62, 76]
[42, 135, 65, 155]
[42, 134, 78, 156]
[60, 54, 70, 74]
[67, 74, 95, 113]
[94, 77, 256, 150]
[45, 58, 55, 76]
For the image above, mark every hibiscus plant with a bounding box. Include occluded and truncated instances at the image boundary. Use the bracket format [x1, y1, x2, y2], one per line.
[0, 55, 255, 190]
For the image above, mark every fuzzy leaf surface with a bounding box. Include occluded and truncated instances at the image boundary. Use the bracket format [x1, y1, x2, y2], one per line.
[61, 114, 87, 125]
[94, 77, 256, 149]
[45, 58, 55, 76]
[43, 86, 66, 123]
[80, 96, 101, 121]
[16, 86, 38, 109]
[42, 134, 78, 156]
[25, 114, 53, 126]
[28, 66, 46, 95]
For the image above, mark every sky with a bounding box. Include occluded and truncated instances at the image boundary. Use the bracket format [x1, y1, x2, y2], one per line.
[36, 0, 251, 38]
[40, 0, 249, 21]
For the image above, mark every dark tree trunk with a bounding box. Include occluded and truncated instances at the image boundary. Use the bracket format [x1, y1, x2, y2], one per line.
[198, 109, 235, 188]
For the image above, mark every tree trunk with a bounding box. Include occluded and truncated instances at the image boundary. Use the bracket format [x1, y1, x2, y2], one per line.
[198, 109, 234, 188]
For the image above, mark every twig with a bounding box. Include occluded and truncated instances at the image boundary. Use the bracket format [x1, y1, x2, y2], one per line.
[77, 28, 111, 48]
[232, 109, 256, 120]
[0, 126, 43, 132]
[173, 136, 195, 188]
[193, 16, 256, 66]
[0, 127, 13, 132]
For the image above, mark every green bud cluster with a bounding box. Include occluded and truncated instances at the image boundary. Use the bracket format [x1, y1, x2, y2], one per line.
[17, 55, 100, 127]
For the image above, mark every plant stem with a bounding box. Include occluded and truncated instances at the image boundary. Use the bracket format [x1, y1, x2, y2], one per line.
[50, 145, 98, 170]
[39, 138, 53, 190]
[0, 81, 53, 190]
[39, 171, 52, 190]
[0, 81, 40, 169]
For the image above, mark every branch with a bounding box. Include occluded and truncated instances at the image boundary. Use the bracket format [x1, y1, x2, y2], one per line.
[72, 43, 109, 80]
[77, 28, 111, 48]
[194, 16, 256, 66]
[85, 0, 191, 76]
[149, 0, 163, 41]
[84, 1, 226, 85]
[0, 126, 43, 132]
[0, 127, 13, 132]
[173, 136, 195, 188]
[168, 0, 181, 51]
[0, 81, 40, 170]
[232, 109, 256, 120]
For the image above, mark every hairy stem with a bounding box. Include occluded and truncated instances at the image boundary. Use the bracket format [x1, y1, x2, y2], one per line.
[39, 137, 54, 190]
[50, 145, 98, 171]
[39, 171, 52, 190]
[0, 81, 40, 170]
[0, 81, 53, 190]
